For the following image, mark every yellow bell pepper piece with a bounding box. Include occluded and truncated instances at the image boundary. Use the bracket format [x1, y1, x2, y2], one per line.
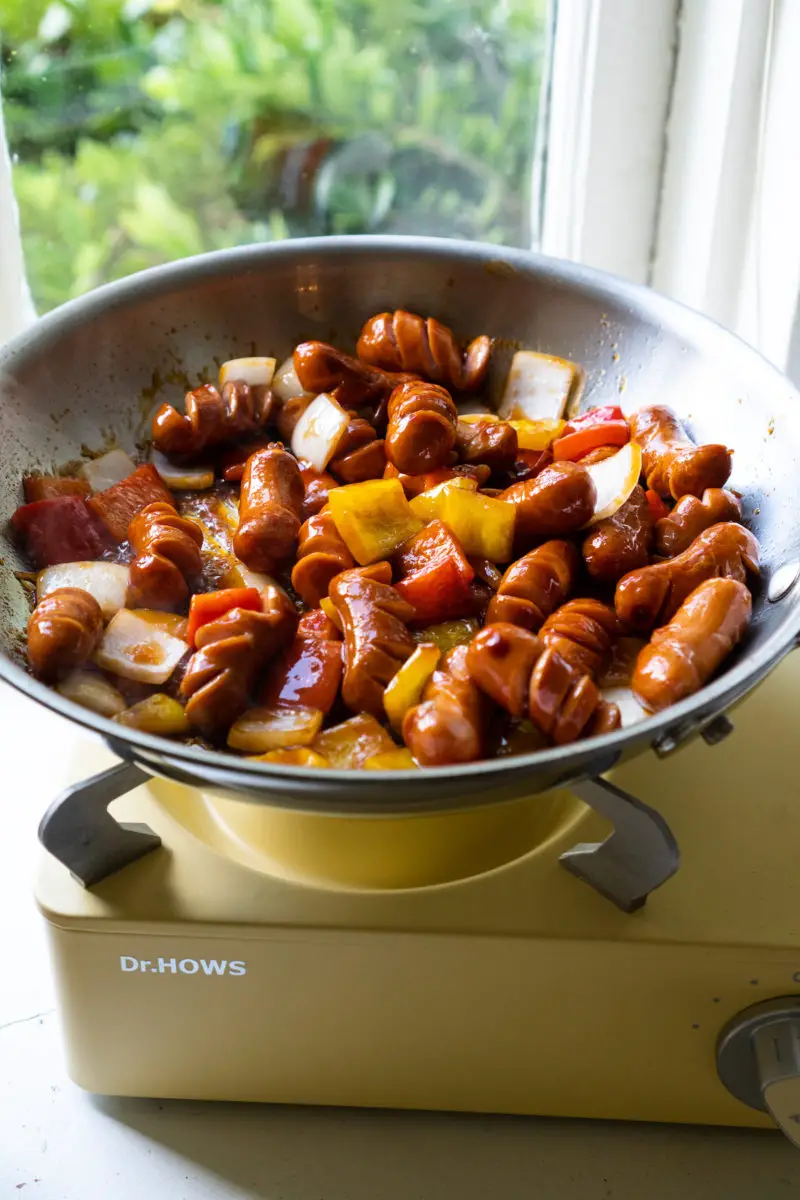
[457, 412, 499, 425]
[412, 618, 479, 653]
[441, 488, 515, 562]
[114, 693, 190, 736]
[364, 748, 418, 770]
[320, 596, 343, 630]
[328, 478, 423, 565]
[508, 418, 565, 450]
[249, 747, 330, 767]
[383, 642, 440, 731]
[312, 713, 396, 769]
[408, 476, 478, 524]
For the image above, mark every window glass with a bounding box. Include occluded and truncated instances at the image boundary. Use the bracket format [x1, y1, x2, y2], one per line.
[1, 0, 551, 313]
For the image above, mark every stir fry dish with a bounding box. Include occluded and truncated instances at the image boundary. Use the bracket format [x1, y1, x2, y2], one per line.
[12, 309, 759, 770]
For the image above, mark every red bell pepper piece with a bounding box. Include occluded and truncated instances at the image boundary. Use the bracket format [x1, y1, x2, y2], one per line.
[645, 489, 671, 521]
[88, 464, 173, 541]
[23, 475, 90, 503]
[393, 520, 476, 625]
[261, 632, 343, 713]
[561, 405, 625, 434]
[187, 587, 262, 647]
[552, 420, 629, 462]
[11, 495, 113, 569]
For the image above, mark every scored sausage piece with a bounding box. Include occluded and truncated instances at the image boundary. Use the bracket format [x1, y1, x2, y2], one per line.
[402, 644, 488, 765]
[486, 540, 579, 631]
[357, 309, 491, 392]
[615, 522, 759, 631]
[501, 461, 596, 547]
[654, 488, 743, 557]
[385, 379, 459, 475]
[632, 578, 752, 712]
[27, 587, 104, 682]
[233, 444, 305, 573]
[630, 405, 732, 500]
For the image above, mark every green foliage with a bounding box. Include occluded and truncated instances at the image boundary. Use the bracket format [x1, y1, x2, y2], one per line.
[1, 0, 549, 312]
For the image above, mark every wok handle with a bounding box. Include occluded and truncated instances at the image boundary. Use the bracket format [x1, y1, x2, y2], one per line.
[38, 760, 160, 888]
[561, 777, 680, 912]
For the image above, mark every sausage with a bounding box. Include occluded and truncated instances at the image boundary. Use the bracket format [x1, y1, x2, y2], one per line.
[615, 522, 759, 631]
[465, 624, 620, 746]
[291, 508, 355, 607]
[403, 644, 487, 765]
[632, 578, 752, 712]
[486, 540, 579, 631]
[297, 460, 338, 518]
[357, 310, 491, 391]
[654, 488, 743, 557]
[540, 598, 620, 678]
[501, 461, 596, 547]
[180, 584, 297, 734]
[455, 418, 518, 473]
[233, 444, 304, 573]
[528, 647, 620, 746]
[629, 405, 732, 500]
[152, 381, 275, 459]
[27, 587, 104, 681]
[582, 485, 654, 583]
[385, 380, 458, 475]
[575, 445, 619, 467]
[328, 417, 386, 483]
[329, 564, 415, 719]
[467, 622, 543, 716]
[293, 341, 411, 401]
[127, 501, 203, 611]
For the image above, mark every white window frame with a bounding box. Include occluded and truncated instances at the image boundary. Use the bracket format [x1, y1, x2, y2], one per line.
[2, 0, 799, 377]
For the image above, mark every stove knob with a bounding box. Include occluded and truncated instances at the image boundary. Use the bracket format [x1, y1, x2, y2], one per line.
[717, 997, 800, 1147]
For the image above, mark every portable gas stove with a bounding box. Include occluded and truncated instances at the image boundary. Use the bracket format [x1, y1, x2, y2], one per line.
[34, 652, 800, 1146]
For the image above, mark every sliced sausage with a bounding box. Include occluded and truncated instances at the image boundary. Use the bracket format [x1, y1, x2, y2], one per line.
[27, 587, 104, 681]
[357, 309, 491, 391]
[291, 508, 355, 608]
[582, 485, 654, 583]
[540, 598, 620, 678]
[501, 461, 596, 547]
[127, 501, 203, 611]
[385, 379, 458, 475]
[455, 418, 518, 474]
[486, 540, 579, 631]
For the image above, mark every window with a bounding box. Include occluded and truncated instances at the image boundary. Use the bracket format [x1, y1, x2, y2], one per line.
[1, 0, 551, 314]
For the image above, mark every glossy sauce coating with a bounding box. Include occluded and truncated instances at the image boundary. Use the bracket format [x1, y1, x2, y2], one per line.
[632, 578, 752, 712]
[27, 587, 104, 681]
[615, 522, 759, 631]
[329, 564, 416, 719]
[630, 405, 732, 500]
[582, 485, 654, 583]
[402, 644, 487, 765]
[357, 310, 491, 392]
[233, 443, 304, 573]
[654, 488, 742, 557]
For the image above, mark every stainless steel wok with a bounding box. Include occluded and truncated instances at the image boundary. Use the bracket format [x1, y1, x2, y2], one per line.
[2, 236, 799, 820]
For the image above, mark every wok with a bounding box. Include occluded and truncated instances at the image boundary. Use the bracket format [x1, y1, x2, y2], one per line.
[2, 236, 799, 816]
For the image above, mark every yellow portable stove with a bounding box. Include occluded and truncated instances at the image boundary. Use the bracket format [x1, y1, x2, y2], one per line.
[34, 652, 800, 1147]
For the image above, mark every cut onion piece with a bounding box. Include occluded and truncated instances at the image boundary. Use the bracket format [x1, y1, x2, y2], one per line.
[457, 399, 496, 418]
[95, 609, 188, 684]
[228, 705, 324, 752]
[291, 392, 349, 472]
[80, 449, 136, 493]
[128, 609, 189, 641]
[273, 355, 311, 403]
[56, 670, 127, 717]
[583, 441, 642, 526]
[114, 693, 190, 736]
[219, 356, 276, 388]
[601, 686, 648, 727]
[497, 351, 582, 422]
[38, 561, 130, 620]
[151, 450, 214, 491]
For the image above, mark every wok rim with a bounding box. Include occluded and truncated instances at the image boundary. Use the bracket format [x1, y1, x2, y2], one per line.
[2, 234, 799, 804]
